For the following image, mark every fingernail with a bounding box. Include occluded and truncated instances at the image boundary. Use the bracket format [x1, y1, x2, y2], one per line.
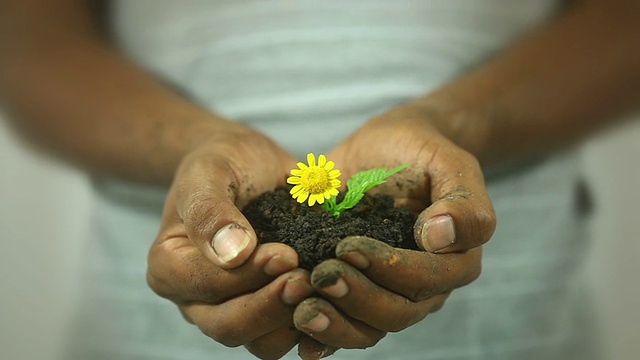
[421, 215, 456, 252]
[211, 223, 251, 263]
[318, 346, 330, 359]
[339, 251, 370, 270]
[309, 346, 330, 360]
[301, 312, 330, 333]
[320, 277, 349, 298]
[264, 255, 297, 276]
[281, 278, 313, 306]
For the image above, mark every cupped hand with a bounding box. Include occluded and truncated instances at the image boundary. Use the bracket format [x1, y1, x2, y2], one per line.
[294, 236, 481, 354]
[147, 121, 312, 359]
[328, 105, 496, 254]
[294, 105, 496, 354]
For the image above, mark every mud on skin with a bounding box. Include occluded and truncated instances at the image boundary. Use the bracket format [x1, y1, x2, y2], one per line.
[242, 186, 419, 270]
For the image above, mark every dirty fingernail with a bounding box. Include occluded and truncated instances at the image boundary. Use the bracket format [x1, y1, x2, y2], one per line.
[310, 346, 330, 360]
[211, 224, 252, 263]
[282, 278, 313, 306]
[301, 312, 330, 333]
[318, 346, 331, 359]
[264, 255, 297, 276]
[320, 277, 349, 298]
[421, 215, 456, 252]
[339, 251, 370, 270]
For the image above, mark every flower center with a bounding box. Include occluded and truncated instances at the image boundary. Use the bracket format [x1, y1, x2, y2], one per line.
[301, 167, 331, 194]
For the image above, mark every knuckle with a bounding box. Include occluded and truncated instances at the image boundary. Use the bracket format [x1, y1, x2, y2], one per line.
[476, 205, 497, 239]
[399, 304, 428, 331]
[183, 193, 223, 241]
[452, 145, 480, 171]
[429, 293, 451, 314]
[245, 344, 292, 360]
[387, 298, 446, 332]
[200, 322, 245, 348]
[465, 255, 483, 285]
[386, 311, 415, 333]
[455, 250, 482, 287]
[146, 251, 164, 290]
[146, 243, 177, 299]
[148, 238, 221, 302]
[466, 204, 496, 247]
[430, 301, 445, 313]
[463, 149, 481, 169]
[253, 303, 280, 330]
[407, 258, 442, 302]
[145, 270, 170, 298]
[358, 332, 386, 349]
[409, 282, 437, 302]
[342, 332, 382, 349]
[178, 307, 196, 325]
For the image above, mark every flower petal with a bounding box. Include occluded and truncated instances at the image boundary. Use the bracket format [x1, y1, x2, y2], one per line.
[287, 176, 301, 185]
[307, 193, 324, 205]
[307, 153, 316, 167]
[290, 185, 303, 194]
[330, 179, 341, 188]
[323, 191, 332, 199]
[329, 169, 341, 178]
[318, 154, 326, 167]
[297, 162, 308, 170]
[290, 169, 304, 176]
[328, 188, 339, 196]
[323, 161, 335, 171]
[295, 191, 309, 203]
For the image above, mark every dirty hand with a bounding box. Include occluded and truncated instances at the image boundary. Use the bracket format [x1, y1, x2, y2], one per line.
[146, 121, 313, 359]
[293, 105, 496, 355]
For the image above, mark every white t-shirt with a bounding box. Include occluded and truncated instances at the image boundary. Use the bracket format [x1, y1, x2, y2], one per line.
[63, 1, 601, 359]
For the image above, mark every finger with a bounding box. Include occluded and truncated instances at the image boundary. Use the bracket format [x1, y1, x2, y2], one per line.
[297, 336, 338, 360]
[181, 269, 313, 347]
[148, 237, 299, 303]
[336, 236, 482, 301]
[244, 326, 303, 360]
[414, 137, 496, 253]
[170, 154, 259, 268]
[310, 259, 449, 332]
[293, 297, 386, 349]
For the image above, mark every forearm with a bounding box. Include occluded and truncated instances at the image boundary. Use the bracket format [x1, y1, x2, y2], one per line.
[415, 1, 640, 165]
[0, 1, 234, 184]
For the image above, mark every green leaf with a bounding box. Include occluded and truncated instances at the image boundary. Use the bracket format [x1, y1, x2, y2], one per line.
[329, 164, 408, 216]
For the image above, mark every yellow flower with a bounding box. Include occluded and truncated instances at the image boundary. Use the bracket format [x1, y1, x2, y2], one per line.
[287, 153, 341, 206]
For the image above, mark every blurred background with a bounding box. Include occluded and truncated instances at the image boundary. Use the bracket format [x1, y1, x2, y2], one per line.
[0, 112, 639, 360]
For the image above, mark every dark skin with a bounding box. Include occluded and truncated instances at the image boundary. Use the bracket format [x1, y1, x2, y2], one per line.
[1, 0, 639, 359]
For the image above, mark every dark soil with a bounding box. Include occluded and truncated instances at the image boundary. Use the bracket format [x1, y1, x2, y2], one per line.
[243, 186, 418, 270]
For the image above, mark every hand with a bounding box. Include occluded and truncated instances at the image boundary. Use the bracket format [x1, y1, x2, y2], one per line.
[328, 104, 496, 254]
[146, 121, 313, 359]
[293, 105, 496, 354]
[294, 236, 481, 354]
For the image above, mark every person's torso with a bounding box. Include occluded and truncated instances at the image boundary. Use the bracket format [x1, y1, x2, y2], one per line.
[111, 0, 559, 156]
[64, 2, 603, 359]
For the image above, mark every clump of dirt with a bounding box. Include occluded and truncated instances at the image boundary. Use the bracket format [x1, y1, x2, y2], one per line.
[243, 186, 418, 270]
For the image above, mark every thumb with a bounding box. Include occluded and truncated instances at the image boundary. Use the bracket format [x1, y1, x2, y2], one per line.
[173, 156, 258, 269]
[414, 147, 496, 253]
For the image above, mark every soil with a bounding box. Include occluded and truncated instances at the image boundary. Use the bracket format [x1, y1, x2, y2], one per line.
[243, 186, 418, 270]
